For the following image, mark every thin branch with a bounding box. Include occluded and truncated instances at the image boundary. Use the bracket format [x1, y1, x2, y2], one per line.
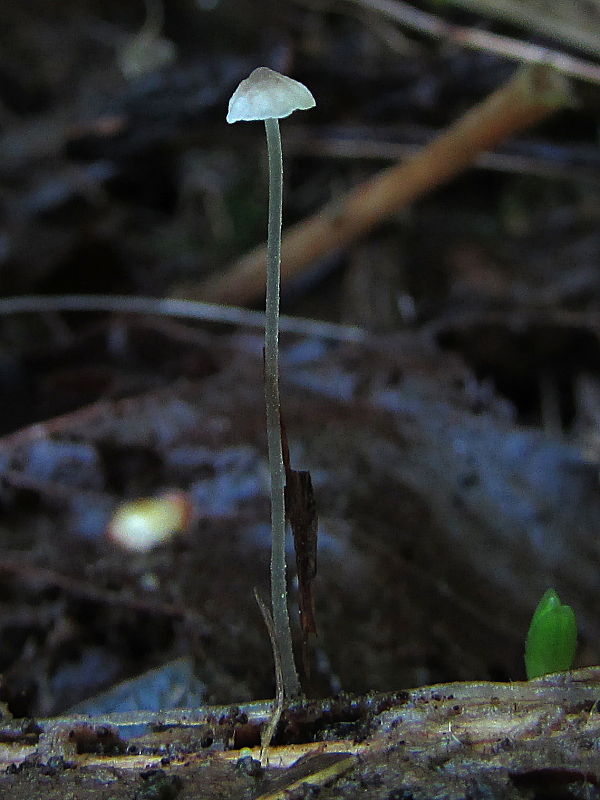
[441, 0, 600, 60]
[286, 128, 600, 185]
[0, 294, 366, 343]
[347, 0, 600, 85]
[0, 556, 210, 634]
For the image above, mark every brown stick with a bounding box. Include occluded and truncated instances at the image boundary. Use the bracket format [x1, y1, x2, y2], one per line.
[191, 65, 570, 307]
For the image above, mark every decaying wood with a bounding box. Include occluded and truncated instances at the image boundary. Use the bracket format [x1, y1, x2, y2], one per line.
[1, 669, 599, 798]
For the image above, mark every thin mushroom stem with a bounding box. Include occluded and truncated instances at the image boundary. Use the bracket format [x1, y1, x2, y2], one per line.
[264, 116, 300, 697]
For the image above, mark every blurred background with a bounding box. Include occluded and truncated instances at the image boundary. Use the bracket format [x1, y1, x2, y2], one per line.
[0, 0, 599, 720]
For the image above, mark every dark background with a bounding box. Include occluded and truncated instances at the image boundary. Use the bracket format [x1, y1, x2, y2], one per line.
[0, 0, 599, 719]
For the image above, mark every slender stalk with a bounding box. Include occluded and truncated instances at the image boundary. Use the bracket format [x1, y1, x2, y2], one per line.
[263, 117, 300, 697]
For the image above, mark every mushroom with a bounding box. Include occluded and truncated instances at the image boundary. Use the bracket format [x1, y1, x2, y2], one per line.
[227, 67, 315, 697]
[227, 67, 316, 123]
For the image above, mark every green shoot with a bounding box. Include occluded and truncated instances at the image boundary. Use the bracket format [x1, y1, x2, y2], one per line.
[525, 589, 577, 680]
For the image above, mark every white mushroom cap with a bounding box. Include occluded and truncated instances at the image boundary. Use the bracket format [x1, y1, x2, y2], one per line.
[227, 67, 315, 124]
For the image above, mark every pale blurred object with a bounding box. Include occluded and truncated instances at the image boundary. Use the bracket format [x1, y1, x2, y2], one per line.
[117, 0, 176, 80]
[107, 491, 192, 552]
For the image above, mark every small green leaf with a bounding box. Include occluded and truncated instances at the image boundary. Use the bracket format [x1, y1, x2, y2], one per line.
[525, 589, 577, 680]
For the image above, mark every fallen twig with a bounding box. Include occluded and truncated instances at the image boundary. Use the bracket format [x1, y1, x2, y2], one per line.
[0, 294, 366, 343]
[348, 0, 600, 83]
[194, 65, 571, 306]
